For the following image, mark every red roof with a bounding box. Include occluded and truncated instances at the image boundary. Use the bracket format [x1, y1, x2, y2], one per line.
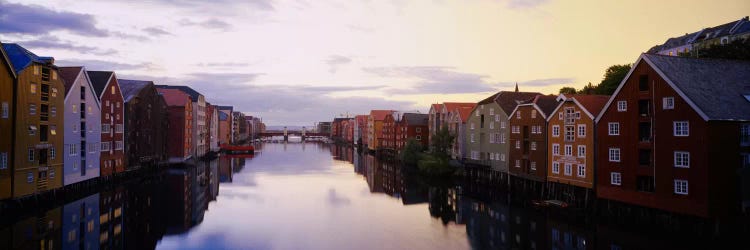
[456, 104, 477, 122]
[356, 115, 368, 124]
[430, 104, 441, 112]
[58, 66, 83, 96]
[443, 102, 475, 112]
[157, 88, 191, 107]
[370, 110, 394, 121]
[569, 94, 611, 118]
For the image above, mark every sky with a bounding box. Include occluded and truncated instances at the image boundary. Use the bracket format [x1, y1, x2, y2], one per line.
[0, 0, 748, 126]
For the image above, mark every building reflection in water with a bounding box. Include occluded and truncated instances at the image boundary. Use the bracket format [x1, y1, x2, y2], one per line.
[62, 193, 99, 250]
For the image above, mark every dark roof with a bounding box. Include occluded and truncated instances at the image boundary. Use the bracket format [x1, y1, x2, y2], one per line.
[87, 71, 113, 97]
[402, 113, 428, 126]
[532, 95, 560, 116]
[0, 42, 15, 78]
[217, 106, 233, 112]
[118, 79, 153, 102]
[2, 43, 54, 74]
[477, 92, 500, 105]
[642, 53, 750, 121]
[157, 88, 191, 107]
[155, 85, 202, 102]
[58, 66, 82, 96]
[495, 91, 543, 114]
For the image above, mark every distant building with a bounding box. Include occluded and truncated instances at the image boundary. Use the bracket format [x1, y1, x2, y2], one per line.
[648, 16, 750, 56]
[158, 88, 193, 162]
[59, 66, 101, 186]
[156, 85, 208, 157]
[353, 115, 368, 145]
[397, 113, 429, 151]
[206, 104, 219, 152]
[217, 106, 233, 145]
[2, 43, 65, 198]
[368, 110, 394, 151]
[87, 71, 125, 177]
[508, 95, 559, 185]
[317, 121, 331, 135]
[119, 79, 169, 168]
[446, 103, 476, 160]
[596, 53, 750, 218]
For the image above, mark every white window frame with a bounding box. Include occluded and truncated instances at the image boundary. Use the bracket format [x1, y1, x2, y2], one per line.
[609, 148, 620, 162]
[0, 152, 7, 169]
[500, 121, 506, 129]
[577, 164, 585, 177]
[516, 111, 521, 119]
[1, 102, 8, 119]
[512, 126, 519, 134]
[531, 110, 537, 119]
[530, 161, 536, 170]
[500, 133, 506, 144]
[564, 163, 572, 176]
[617, 101, 626, 112]
[500, 154, 506, 162]
[577, 145, 585, 158]
[663, 97, 674, 110]
[577, 124, 586, 138]
[470, 133, 475, 143]
[673, 121, 689, 136]
[515, 160, 520, 168]
[674, 179, 688, 195]
[552, 125, 560, 137]
[530, 141, 536, 151]
[611, 172, 622, 185]
[471, 123, 475, 130]
[674, 151, 689, 168]
[552, 162, 560, 174]
[101, 142, 111, 152]
[489, 122, 494, 129]
[608, 123, 620, 136]
[564, 145, 572, 156]
[515, 140, 520, 149]
[552, 144, 560, 155]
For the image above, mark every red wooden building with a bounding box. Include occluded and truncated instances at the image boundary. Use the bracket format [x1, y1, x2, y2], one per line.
[382, 112, 399, 151]
[87, 71, 126, 176]
[596, 53, 750, 218]
[508, 95, 559, 185]
[397, 113, 429, 151]
[157, 88, 193, 162]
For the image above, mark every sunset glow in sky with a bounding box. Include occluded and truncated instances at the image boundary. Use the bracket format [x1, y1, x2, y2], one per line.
[1, 0, 748, 125]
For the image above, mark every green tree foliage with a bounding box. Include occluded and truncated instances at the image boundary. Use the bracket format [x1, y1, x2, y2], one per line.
[595, 64, 631, 95]
[400, 139, 423, 166]
[577, 82, 596, 94]
[559, 87, 577, 94]
[430, 125, 454, 160]
[680, 39, 750, 60]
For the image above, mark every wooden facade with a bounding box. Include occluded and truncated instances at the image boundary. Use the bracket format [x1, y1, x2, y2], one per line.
[3, 43, 65, 198]
[158, 88, 193, 162]
[367, 110, 393, 150]
[508, 95, 559, 183]
[0, 42, 16, 200]
[88, 71, 125, 177]
[119, 79, 168, 168]
[596, 54, 750, 218]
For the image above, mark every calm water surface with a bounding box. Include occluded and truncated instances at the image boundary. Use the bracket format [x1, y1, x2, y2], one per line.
[1, 142, 724, 250]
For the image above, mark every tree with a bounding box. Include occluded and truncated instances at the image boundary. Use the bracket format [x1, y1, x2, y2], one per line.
[577, 82, 596, 94]
[595, 64, 631, 95]
[559, 87, 577, 94]
[430, 125, 454, 160]
[400, 139, 423, 166]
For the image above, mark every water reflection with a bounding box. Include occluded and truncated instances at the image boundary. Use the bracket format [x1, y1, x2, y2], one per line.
[0, 143, 728, 249]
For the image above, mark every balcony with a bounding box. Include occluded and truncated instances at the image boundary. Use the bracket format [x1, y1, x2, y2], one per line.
[639, 122, 652, 142]
[638, 100, 651, 117]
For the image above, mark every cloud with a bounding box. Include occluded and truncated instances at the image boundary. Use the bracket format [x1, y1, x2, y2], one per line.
[19, 36, 117, 56]
[326, 188, 351, 206]
[0, 1, 108, 36]
[298, 85, 385, 92]
[142, 27, 172, 36]
[179, 18, 232, 31]
[505, 0, 550, 9]
[196, 62, 252, 67]
[325, 55, 352, 74]
[152, 0, 274, 11]
[56, 59, 156, 71]
[363, 66, 497, 94]
[187, 72, 263, 84]
[500, 77, 574, 87]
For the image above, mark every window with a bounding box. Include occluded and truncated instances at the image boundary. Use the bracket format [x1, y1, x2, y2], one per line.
[530, 161, 536, 171]
[516, 111, 521, 119]
[115, 124, 123, 133]
[564, 163, 572, 176]
[1, 102, 7, 118]
[500, 133, 506, 143]
[577, 124, 585, 137]
[489, 133, 495, 143]
[50, 125, 56, 135]
[512, 126, 520, 134]
[501, 121, 506, 128]
[0, 152, 7, 169]
[552, 125, 559, 137]
[28, 148, 34, 162]
[111, 86, 115, 95]
[663, 97, 674, 109]
[552, 144, 560, 155]
[609, 148, 621, 162]
[489, 122, 494, 129]
[565, 126, 575, 141]
[674, 151, 690, 168]
[29, 104, 36, 115]
[674, 180, 688, 195]
[72, 104, 77, 113]
[608, 123, 620, 135]
[489, 108, 494, 115]
[531, 110, 537, 118]
[742, 124, 750, 146]
[30, 83, 37, 94]
[515, 140, 520, 149]
[416, 127, 421, 133]
[617, 101, 626, 112]
[530, 142, 536, 150]
[51, 106, 56, 117]
[552, 162, 560, 174]
[515, 160, 520, 168]
[27, 172, 33, 183]
[674, 121, 689, 136]
[495, 115, 500, 122]
[106, 100, 110, 107]
[102, 124, 111, 133]
[611, 172, 622, 185]
[490, 153, 495, 160]
[115, 141, 123, 150]
[500, 154, 506, 161]
[639, 75, 649, 91]
[69, 144, 77, 156]
[416, 135, 421, 141]
[50, 147, 56, 159]
[470, 133, 475, 143]
[637, 176, 655, 193]
[577, 145, 585, 158]
[471, 123, 475, 130]
[577, 164, 585, 177]
[565, 145, 572, 156]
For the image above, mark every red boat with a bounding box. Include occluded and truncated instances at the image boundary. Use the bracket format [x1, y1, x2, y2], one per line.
[220, 144, 255, 154]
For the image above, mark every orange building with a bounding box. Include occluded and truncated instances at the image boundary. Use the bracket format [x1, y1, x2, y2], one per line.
[0, 42, 16, 200]
[546, 94, 609, 205]
[367, 110, 394, 151]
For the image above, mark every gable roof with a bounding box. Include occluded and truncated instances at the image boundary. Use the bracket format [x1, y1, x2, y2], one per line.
[495, 91, 543, 114]
[548, 94, 611, 121]
[58, 66, 83, 96]
[402, 113, 428, 126]
[1, 43, 54, 74]
[218, 111, 229, 121]
[155, 85, 203, 102]
[442, 102, 475, 113]
[0, 42, 16, 79]
[86, 71, 114, 97]
[117, 79, 153, 102]
[456, 105, 476, 122]
[429, 104, 441, 113]
[645, 54, 750, 121]
[508, 94, 559, 120]
[369, 110, 394, 121]
[157, 88, 191, 107]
